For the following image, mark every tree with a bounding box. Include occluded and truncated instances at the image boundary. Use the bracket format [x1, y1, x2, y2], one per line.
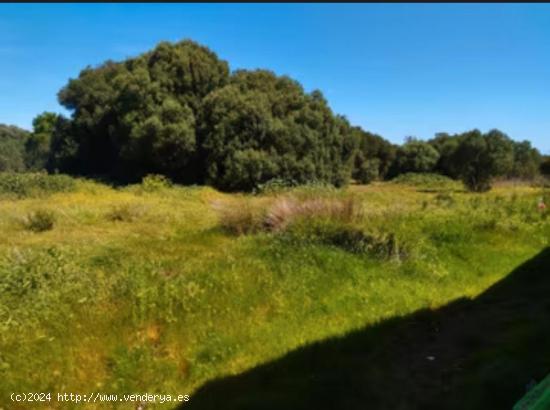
[541, 156, 550, 176]
[25, 112, 59, 170]
[198, 70, 355, 191]
[390, 138, 440, 176]
[56, 39, 229, 182]
[351, 126, 396, 183]
[46, 115, 80, 174]
[451, 129, 514, 192]
[429, 132, 463, 178]
[509, 140, 541, 179]
[0, 124, 29, 172]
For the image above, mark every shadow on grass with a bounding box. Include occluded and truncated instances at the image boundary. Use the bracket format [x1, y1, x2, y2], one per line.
[182, 248, 550, 410]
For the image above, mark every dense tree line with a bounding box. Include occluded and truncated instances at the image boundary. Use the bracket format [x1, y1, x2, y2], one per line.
[0, 124, 29, 172]
[0, 39, 546, 192]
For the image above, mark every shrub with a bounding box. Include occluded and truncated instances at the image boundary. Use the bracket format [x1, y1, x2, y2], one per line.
[434, 192, 455, 207]
[140, 174, 172, 193]
[264, 196, 363, 232]
[212, 199, 266, 235]
[0, 172, 76, 199]
[254, 178, 297, 195]
[23, 209, 56, 232]
[391, 172, 461, 192]
[286, 219, 405, 259]
[323, 225, 401, 258]
[106, 204, 146, 222]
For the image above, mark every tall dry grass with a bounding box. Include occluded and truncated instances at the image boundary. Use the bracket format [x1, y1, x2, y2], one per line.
[213, 195, 364, 235]
[264, 196, 363, 232]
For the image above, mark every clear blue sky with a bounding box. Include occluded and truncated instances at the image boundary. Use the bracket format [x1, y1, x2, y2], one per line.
[1, 3, 549, 153]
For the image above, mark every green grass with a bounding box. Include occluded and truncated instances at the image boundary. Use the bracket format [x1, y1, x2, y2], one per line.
[0, 174, 548, 409]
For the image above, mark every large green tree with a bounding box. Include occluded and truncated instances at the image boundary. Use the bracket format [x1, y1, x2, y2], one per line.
[351, 127, 396, 183]
[198, 70, 355, 191]
[0, 124, 29, 172]
[450, 129, 515, 192]
[56, 40, 229, 182]
[509, 140, 541, 179]
[390, 138, 440, 176]
[25, 112, 59, 171]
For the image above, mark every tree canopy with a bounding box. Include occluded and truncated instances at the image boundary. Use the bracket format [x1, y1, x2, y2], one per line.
[390, 138, 440, 177]
[49, 40, 358, 190]
[0, 124, 29, 172]
[1, 38, 542, 192]
[55, 39, 229, 182]
[199, 70, 355, 191]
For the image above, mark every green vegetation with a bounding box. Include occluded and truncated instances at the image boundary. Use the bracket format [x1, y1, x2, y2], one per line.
[0, 124, 30, 172]
[22, 209, 57, 232]
[390, 172, 463, 192]
[0, 174, 548, 409]
[0, 36, 548, 409]
[0, 172, 76, 199]
[2, 39, 544, 193]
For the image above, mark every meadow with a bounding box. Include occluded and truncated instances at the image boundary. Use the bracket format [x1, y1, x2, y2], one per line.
[0, 172, 548, 409]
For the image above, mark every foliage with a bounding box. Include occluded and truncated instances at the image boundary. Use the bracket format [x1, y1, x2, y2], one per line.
[214, 194, 363, 236]
[25, 112, 60, 171]
[0, 172, 76, 198]
[199, 70, 354, 191]
[22, 209, 56, 232]
[0, 177, 548, 408]
[0, 124, 29, 172]
[429, 130, 542, 189]
[283, 218, 404, 259]
[509, 140, 542, 179]
[429, 132, 463, 178]
[213, 198, 267, 235]
[390, 138, 440, 176]
[55, 39, 229, 182]
[2, 38, 544, 192]
[539, 156, 550, 176]
[351, 127, 396, 182]
[391, 172, 463, 192]
[450, 129, 515, 192]
[140, 173, 172, 192]
[106, 203, 147, 222]
[5, 37, 541, 192]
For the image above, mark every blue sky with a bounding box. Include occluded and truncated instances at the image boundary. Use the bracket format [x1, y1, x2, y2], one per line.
[1, 3, 549, 153]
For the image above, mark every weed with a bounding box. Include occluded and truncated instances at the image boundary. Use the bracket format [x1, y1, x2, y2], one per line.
[213, 198, 267, 235]
[22, 209, 56, 232]
[264, 196, 363, 232]
[140, 174, 172, 193]
[106, 203, 146, 222]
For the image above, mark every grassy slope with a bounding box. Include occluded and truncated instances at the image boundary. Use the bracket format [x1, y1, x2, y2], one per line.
[0, 178, 548, 409]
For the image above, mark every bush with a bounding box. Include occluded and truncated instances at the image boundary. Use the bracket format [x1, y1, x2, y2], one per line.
[140, 174, 172, 193]
[106, 204, 146, 222]
[264, 196, 362, 232]
[213, 194, 363, 237]
[434, 192, 456, 207]
[254, 178, 297, 195]
[212, 199, 266, 235]
[391, 172, 462, 192]
[23, 209, 56, 232]
[286, 220, 405, 259]
[0, 172, 76, 198]
[322, 225, 401, 258]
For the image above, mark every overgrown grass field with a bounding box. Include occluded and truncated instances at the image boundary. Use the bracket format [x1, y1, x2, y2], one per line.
[0, 173, 548, 409]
